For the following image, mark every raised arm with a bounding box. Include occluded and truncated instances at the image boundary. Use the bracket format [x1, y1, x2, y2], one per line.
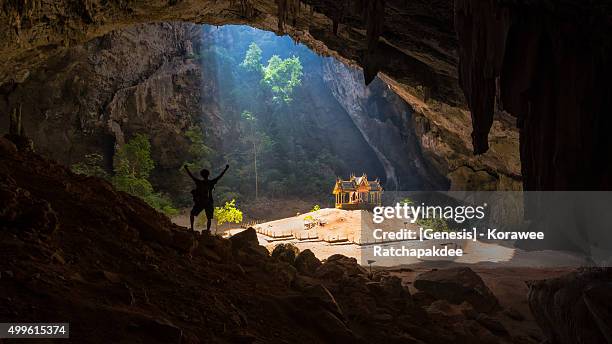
[212, 164, 229, 183]
[183, 165, 198, 181]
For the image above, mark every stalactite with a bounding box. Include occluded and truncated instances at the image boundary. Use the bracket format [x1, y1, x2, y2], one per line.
[229, 0, 254, 18]
[277, 0, 288, 32]
[362, 0, 385, 85]
[330, 0, 349, 36]
[277, 0, 300, 32]
[6, 104, 33, 151]
[8, 106, 20, 135]
[454, 0, 510, 155]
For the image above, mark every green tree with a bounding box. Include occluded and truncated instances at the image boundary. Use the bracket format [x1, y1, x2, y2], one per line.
[112, 134, 177, 216]
[71, 153, 108, 179]
[184, 125, 213, 170]
[239, 42, 303, 104]
[240, 42, 263, 74]
[241, 110, 267, 199]
[262, 55, 303, 103]
[113, 134, 154, 179]
[197, 199, 243, 227]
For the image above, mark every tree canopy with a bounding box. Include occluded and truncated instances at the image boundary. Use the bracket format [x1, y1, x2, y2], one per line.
[263, 55, 303, 104]
[240, 42, 303, 104]
[240, 42, 263, 74]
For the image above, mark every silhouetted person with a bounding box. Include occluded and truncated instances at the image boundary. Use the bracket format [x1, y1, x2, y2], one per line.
[184, 164, 229, 232]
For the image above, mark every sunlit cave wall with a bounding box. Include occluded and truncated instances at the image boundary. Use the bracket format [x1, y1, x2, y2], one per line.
[0, 22, 453, 203]
[321, 59, 449, 190]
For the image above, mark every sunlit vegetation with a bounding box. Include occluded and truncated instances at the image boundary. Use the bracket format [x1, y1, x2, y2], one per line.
[73, 26, 353, 219]
[197, 199, 243, 228]
[241, 42, 303, 104]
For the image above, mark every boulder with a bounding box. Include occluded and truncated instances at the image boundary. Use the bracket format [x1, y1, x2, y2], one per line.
[229, 228, 258, 251]
[170, 229, 197, 254]
[263, 261, 296, 285]
[425, 299, 469, 323]
[314, 254, 367, 280]
[302, 284, 343, 318]
[414, 267, 499, 313]
[379, 275, 409, 300]
[293, 249, 321, 275]
[0, 137, 17, 155]
[475, 313, 509, 336]
[195, 232, 232, 262]
[271, 243, 299, 264]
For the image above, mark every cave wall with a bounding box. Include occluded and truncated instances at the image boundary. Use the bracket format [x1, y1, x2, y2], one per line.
[0, 23, 209, 195]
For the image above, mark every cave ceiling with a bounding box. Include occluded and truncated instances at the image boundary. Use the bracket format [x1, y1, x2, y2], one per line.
[1, 0, 610, 190]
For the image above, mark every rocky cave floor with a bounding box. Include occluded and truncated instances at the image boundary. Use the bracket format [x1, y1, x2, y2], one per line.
[1, 137, 611, 344]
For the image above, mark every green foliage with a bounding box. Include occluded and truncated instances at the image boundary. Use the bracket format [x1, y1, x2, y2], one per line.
[262, 55, 303, 104]
[113, 134, 154, 178]
[215, 199, 243, 225]
[112, 134, 178, 216]
[143, 193, 179, 217]
[197, 199, 243, 226]
[310, 204, 321, 212]
[240, 42, 263, 73]
[241, 110, 255, 122]
[240, 42, 303, 104]
[183, 125, 213, 171]
[71, 153, 108, 179]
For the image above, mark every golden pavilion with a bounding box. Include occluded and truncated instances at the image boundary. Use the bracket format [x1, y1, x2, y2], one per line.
[332, 173, 383, 210]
